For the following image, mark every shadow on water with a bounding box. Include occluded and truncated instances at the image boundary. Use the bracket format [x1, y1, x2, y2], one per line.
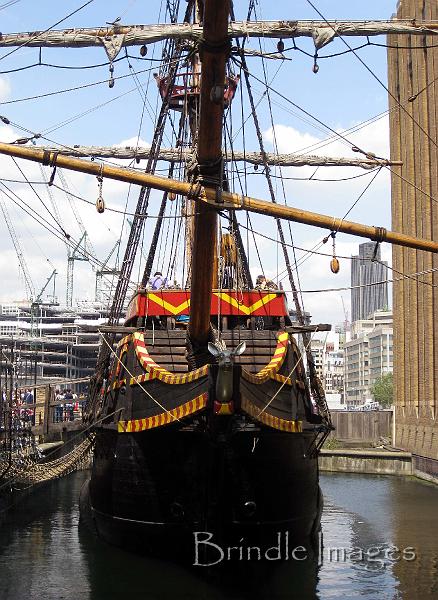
[0, 471, 320, 600]
[79, 526, 320, 600]
[1, 471, 438, 599]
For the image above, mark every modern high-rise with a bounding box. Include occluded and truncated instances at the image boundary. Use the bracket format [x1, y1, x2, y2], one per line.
[351, 242, 388, 323]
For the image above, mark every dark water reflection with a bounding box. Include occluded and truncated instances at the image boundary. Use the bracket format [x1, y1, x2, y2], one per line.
[0, 471, 437, 599]
[319, 473, 438, 599]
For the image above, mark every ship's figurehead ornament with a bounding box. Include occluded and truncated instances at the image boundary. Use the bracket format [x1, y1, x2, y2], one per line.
[208, 341, 246, 404]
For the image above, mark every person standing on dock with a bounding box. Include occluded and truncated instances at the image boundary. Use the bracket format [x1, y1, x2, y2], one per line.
[55, 389, 64, 423]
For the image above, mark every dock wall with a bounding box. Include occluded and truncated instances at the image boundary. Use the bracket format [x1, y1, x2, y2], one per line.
[319, 449, 412, 476]
[411, 455, 438, 485]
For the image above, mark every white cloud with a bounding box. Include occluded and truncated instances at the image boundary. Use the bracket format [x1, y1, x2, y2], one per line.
[259, 117, 392, 265]
[114, 136, 150, 148]
[0, 122, 393, 325]
[0, 123, 18, 143]
[0, 128, 138, 305]
[264, 115, 390, 159]
[0, 77, 11, 102]
[232, 117, 393, 325]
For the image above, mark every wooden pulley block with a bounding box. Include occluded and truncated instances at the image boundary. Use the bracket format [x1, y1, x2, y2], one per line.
[96, 196, 105, 213]
[330, 257, 340, 274]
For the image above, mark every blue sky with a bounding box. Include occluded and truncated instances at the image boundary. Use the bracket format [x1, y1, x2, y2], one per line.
[0, 1, 395, 144]
[0, 0, 398, 324]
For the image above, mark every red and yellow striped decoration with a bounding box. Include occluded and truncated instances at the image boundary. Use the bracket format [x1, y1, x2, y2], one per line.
[241, 397, 302, 432]
[269, 373, 305, 390]
[129, 372, 156, 386]
[115, 347, 128, 377]
[241, 331, 289, 384]
[117, 335, 132, 348]
[117, 392, 208, 432]
[133, 332, 208, 384]
[113, 335, 131, 377]
[270, 373, 292, 386]
[113, 331, 298, 394]
[109, 378, 126, 392]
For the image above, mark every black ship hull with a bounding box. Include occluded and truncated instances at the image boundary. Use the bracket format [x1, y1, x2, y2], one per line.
[81, 425, 322, 562]
[80, 326, 328, 561]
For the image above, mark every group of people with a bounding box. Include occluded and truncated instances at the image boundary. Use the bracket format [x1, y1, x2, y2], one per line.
[148, 271, 280, 292]
[54, 388, 79, 423]
[22, 389, 34, 405]
[7, 388, 36, 427]
[255, 274, 279, 290]
[147, 272, 180, 290]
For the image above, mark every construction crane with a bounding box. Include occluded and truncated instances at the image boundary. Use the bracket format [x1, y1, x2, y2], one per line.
[67, 232, 89, 307]
[39, 166, 95, 307]
[28, 167, 118, 307]
[95, 240, 120, 303]
[340, 296, 350, 332]
[0, 191, 58, 335]
[0, 194, 35, 300]
[35, 268, 57, 304]
[30, 269, 58, 336]
[58, 169, 99, 260]
[58, 169, 120, 306]
[39, 166, 89, 306]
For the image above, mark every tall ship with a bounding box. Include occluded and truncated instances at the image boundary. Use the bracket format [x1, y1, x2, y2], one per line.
[0, 0, 437, 560]
[78, 0, 332, 556]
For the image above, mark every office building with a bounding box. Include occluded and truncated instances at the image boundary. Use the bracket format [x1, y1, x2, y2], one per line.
[344, 311, 393, 406]
[351, 242, 388, 322]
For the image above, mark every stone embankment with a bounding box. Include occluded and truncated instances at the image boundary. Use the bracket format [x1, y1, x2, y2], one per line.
[319, 448, 412, 476]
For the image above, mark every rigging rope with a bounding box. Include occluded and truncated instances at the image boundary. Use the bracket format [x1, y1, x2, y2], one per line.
[98, 332, 182, 423]
[257, 328, 317, 418]
[0, 60, 180, 106]
[0, 0, 98, 64]
[85, 37, 187, 422]
[0, 54, 156, 75]
[304, 0, 438, 155]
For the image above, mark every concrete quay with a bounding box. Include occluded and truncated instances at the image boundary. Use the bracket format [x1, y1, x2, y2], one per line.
[319, 448, 412, 476]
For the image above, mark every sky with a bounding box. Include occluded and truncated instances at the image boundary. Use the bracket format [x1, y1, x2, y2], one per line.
[0, 0, 398, 326]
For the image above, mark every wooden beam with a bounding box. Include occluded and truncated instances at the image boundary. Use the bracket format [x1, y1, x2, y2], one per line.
[0, 141, 436, 253]
[0, 20, 437, 52]
[285, 324, 332, 333]
[38, 144, 402, 169]
[98, 325, 137, 334]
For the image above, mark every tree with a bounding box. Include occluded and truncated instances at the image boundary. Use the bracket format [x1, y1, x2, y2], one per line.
[371, 373, 393, 408]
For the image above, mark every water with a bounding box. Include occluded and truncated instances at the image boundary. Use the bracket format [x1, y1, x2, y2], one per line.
[0, 471, 437, 599]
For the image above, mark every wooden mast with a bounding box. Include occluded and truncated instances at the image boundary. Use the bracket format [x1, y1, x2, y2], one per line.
[0, 141, 437, 254]
[188, 0, 230, 346]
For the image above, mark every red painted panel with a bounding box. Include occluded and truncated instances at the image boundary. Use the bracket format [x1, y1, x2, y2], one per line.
[125, 290, 288, 322]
